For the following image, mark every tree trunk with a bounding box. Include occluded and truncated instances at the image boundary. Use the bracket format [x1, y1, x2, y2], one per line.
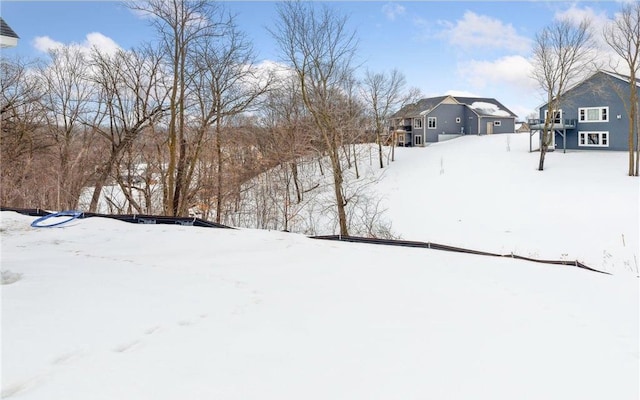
[352, 142, 359, 179]
[290, 161, 302, 203]
[215, 122, 223, 224]
[89, 156, 117, 213]
[377, 131, 384, 169]
[391, 132, 396, 162]
[538, 129, 549, 171]
[172, 137, 187, 216]
[329, 150, 348, 236]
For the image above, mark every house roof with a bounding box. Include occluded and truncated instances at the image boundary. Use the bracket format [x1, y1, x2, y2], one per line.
[452, 97, 517, 118]
[535, 70, 640, 110]
[392, 95, 517, 119]
[0, 18, 19, 39]
[601, 70, 640, 87]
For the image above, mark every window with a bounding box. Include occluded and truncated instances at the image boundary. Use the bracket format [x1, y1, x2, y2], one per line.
[578, 107, 608, 122]
[578, 131, 609, 147]
[414, 134, 423, 146]
[413, 118, 422, 128]
[493, 121, 501, 126]
[544, 109, 563, 124]
[427, 117, 437, 129]
[455, 117, 461, 123]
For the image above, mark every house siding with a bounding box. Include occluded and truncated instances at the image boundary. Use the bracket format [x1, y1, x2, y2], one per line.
[391, 95, 518, 144]
[479, 117, 516, 135]
[428, 104, 467, 136]
[539, 72, 633, 151]
[464, 108, 479, 135]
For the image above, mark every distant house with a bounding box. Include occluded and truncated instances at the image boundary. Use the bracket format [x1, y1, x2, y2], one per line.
[515, 121, 530, 133]
[389, 95, 518, 146]
[528, 70, 638, 152]
[0, 18, 19, 48]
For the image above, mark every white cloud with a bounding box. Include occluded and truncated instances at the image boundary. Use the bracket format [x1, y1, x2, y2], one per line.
[33, 36, 64, 53]
[445, 89, 480, 98]
[458, 55, 536, 91]
[85, 32, 121, 55]
[456, 55, 541, 119]
[553, 4, 622, 71]
[439, 11, 531, 53]
[382, 3, 406, 21]
[553, 4, 610, 28]
[32, 32, 121, 55]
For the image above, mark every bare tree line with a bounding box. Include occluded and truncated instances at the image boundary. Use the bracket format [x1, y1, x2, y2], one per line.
[3, 1, 637, 238]
[1, 0, 411, 237]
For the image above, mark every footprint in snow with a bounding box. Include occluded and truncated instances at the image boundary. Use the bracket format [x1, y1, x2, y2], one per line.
[144, 326, 161, 335]
[112, 340, 141, 353]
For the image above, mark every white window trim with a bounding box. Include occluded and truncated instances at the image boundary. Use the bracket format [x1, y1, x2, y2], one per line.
[413, 118, 422, 128]
[493, 121, 501, 126]
[414, 133, 423, 146]
[578, 131, 609, 147]
[544, 109, 563, 124]
[455, 117, 461, 123]
[578, 106, 608, 122]
[427, 117, 437, 129]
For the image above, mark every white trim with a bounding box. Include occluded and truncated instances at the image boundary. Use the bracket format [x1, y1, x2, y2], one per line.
[578, 131, 609, 147]
[0, 35, 18, 48]
[578, 106, 608, 122]
[413, 118, 422, 128]
[455, 117, 461, 123]
[544, 109, 563, 124]
[427, 117, 437, 129]
[414, 133, 423, 146]
[493, 120, 501, 126]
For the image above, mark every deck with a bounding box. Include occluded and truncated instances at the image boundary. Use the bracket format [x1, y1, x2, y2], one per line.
[527, 118, 577, 130]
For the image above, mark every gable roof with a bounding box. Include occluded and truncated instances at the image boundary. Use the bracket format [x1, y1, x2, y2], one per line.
[0, 18, 19, 39]
[392, 95, 517, 119]
[601, 70, 640, 87]
[536, 70, 640, 110]
[0, 18, 19, 48]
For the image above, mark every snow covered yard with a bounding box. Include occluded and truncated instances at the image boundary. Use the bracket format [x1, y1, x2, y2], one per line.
[1, 132, 639, 399]
[1, 210, 638, 399]
[376, 133, 639, 274]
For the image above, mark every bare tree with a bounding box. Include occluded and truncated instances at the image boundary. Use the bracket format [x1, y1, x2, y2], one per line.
[261, 73, 314, 205]
[127, 0, 227, 216]
[604, 3, 640, 176]
[0, 56, 48, 207]
[531, 18, 596, 171]
[38, 46, 97, 209]
[270, 1, 358, 236]
[87, 46, 167, 212]
[189, 19, 272, 223]
[361, 69, 406, 168]
[389, 86, 423, 162]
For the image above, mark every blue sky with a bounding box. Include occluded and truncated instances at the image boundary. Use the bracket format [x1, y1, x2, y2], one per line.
[0, 1, 626, 119]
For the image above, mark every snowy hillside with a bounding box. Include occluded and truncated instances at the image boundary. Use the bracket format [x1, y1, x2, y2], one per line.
[2, 132, 639, 399]
[376, 133, 639, 274]
[1, 211, 638, 400]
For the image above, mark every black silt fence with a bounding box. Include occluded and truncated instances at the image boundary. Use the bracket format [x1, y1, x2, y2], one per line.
[2, 207, 609, 275]
[310, 235, 610, 275]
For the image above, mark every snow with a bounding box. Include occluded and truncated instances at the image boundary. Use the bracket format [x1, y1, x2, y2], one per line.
[377, 133, 639, 275]
[470, 101, 512, 117]
[2, 133, 639, 399]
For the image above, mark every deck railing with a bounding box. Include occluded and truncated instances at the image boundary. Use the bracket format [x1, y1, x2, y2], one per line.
[527, 118, 577, 128]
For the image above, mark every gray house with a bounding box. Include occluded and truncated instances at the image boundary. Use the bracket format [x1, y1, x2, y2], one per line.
[529, 70, 638, 152]
[0, 18, 19, 48]
[389, 95, 518, 146]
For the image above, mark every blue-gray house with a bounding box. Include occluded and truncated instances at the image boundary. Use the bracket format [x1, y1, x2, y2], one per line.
[528, 70, 638, 152]
[389, 95, 518, 146]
